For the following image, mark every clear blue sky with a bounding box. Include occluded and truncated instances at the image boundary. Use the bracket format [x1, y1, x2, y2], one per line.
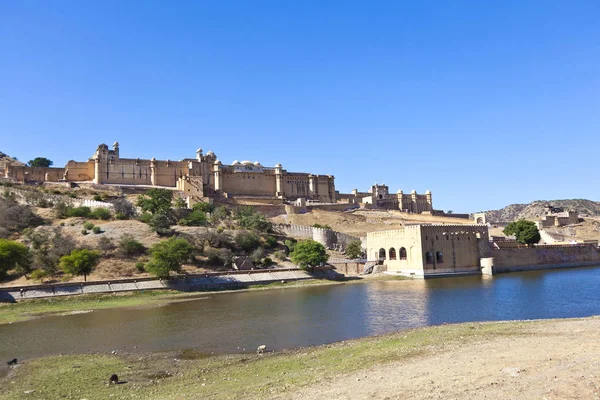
[1, 1, 599, 213]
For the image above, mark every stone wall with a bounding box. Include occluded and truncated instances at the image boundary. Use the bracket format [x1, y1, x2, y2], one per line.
[0, 269, 330, 302]
[4, 188, 114, 210]
[491, 245, 600, 273]
[273, 223, 360, 251]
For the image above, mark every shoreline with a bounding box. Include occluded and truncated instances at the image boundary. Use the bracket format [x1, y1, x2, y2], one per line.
[0, 274, 405, 325]
[2, 316, 599, 399]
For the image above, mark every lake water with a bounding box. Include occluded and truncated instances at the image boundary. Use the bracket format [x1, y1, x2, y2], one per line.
[2, 266, 600, 363]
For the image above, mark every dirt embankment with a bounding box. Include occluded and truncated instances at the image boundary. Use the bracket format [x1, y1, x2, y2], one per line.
[285, 317, 600, 400]
[271, 209, 474, 237]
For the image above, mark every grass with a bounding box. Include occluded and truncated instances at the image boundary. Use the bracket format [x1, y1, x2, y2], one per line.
[0, 319, 535, 400]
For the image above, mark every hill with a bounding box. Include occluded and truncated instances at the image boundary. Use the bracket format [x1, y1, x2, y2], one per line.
[481, 199, 600, 222]
[0, 151, 25, 166]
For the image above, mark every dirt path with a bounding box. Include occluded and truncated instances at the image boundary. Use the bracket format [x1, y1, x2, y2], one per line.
[284, 318, 600, 400]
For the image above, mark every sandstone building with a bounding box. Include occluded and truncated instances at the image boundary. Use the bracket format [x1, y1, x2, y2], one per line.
[366, 224, 489, 277]
[337, 184, 433, 213]
[4, 143, 433, 211]
[4, 143, 337, 203]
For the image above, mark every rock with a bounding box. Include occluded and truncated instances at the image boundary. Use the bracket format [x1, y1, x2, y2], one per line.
[501, 367, 522, 377]
[24, 390, 36, 394]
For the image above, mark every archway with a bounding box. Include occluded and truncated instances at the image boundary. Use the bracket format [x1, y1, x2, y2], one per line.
[389, 248, 396, 260]
[399, 247, 407, 260]
[378, 248, 386, 260]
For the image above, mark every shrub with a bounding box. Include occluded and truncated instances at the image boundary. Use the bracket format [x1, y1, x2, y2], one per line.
[59, 249, 100, 281]
[111, 197, 136, 219]
[93, 194, 102, 201]
[59, 222, 65, 227]
[192, 201, 214, 213]
[233, 206, 272, 232]
[25, 229, 76, 275]
[290, 239, 329, 271]
[137, 188, 173, 215]
[0, 198, 44, 234]
[0, 239, 30, 278]
[284, 238, 297, 254]
[312, 223, 332, 230]
[235, 231, 261, 253]
[173, 197, 188, 209]
[68, 192, 77, 199]
[198, 230, 233, 249]
[344, 239, 364, 259]
[250, 247, 265, 264]
[178, 210, 207, 226]
[92, 226, 102, 234]
[67, 206, 92, 218]
[115, 212, 127, 220]
[262, 257, 273, 267]
[145, 237, 193, 278]
[150, 213, 174, 236]
[205, 247, 233, 268]
[211, 206, 231, 224]
[138, 212, 153, 223]
[217, 226, 225, 234]
[264, 235, 278, 248]
[81, 229, 88, 235]
[135, 261, 145, 272]
[117, 234, 146, 257]
[30, 269, 49, 282]
[83, 222, 94, 230]
[273, 250, 287, 261]
[90, 207, 111, 220]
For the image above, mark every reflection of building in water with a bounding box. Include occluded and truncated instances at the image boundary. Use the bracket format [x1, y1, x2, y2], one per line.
[366, 224, 490, 278]
[360, 281, 430, 335]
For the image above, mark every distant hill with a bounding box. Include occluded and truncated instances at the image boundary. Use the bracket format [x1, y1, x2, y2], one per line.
[481, 199, 600, 222]
[0, 151, 25, 167]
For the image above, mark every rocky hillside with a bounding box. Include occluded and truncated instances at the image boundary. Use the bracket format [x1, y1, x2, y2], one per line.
[481, 199, 600, 222]
[0, 151, 25, 167]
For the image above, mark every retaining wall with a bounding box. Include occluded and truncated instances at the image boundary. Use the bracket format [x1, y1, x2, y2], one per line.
[273, 224, 360, 251]
[490, 245, 600, 273]
[0, 268, 339, 302]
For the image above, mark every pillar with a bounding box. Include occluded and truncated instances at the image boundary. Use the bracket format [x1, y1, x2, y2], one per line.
[275, 163, 284, 198]
[213, 160, 222, 191]
[150, 158, 156, 186]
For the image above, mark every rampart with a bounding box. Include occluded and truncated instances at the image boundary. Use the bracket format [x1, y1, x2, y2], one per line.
[490, 245, 600, 273]
[273, 223, 360, 251]
[4, 187, 115, 210]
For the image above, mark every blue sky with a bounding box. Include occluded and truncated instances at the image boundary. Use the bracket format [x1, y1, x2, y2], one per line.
[1, 1, 599, 213]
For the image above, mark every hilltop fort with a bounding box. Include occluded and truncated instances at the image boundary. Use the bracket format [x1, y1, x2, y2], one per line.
[2, 142, 433, 212]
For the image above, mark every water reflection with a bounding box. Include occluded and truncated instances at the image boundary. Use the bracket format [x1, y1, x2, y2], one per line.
[2, 266, 600, 361]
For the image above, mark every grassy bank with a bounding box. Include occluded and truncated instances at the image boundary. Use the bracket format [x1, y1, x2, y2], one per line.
[0, 319, 535, 400]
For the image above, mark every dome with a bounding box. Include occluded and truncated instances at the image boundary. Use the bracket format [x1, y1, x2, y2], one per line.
[396, 189, 404, 194]
[241, 161, 253, 165]
[275, 163, 282, 168]
[206, 150, 215, 156]
[410, 190, 417, 194]
[425, 190, 431, 195]
[214, 159, 222, 165]
[232, 160, 240, 165]
[253, 161, 261, 166]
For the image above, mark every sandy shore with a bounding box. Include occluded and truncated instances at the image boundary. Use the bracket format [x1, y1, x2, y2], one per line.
[283, 318, 600, 400]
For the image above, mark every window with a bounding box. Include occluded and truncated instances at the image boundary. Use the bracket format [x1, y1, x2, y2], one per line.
[399, 247, 407, 260]
[389, 248, 397, 260]
[378, 248, 386, 260]
[436, 251, 444, 263]
[425, 252, 434, 264]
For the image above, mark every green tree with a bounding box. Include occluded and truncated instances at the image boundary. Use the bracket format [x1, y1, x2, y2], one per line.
[233, 206, 272, 232]
[0, 239, 31, 279]
[137, 189, 173, 215]
[503, 219, 541, 245]
[145, 237, 193, 278]
[59, 249, 100, 281]
[192, 201, 214, 213]
[234, 230, 261, 253]
[344, 239, 364, 259]
[27, 157, 53, 167]
[290, 239, 329, 271]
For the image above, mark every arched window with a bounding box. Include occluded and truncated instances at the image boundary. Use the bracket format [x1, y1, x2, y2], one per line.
[378, 248, 386, 260]
[436, 251, 444, 263]
[389, 248, 397, 260]
[399, 247, 407, 260]
[425, 252, 434, 264]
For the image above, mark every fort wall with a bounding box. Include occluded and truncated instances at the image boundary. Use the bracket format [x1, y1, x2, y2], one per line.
[274, 223, 360, 251]
[490, 245, 600, 273]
